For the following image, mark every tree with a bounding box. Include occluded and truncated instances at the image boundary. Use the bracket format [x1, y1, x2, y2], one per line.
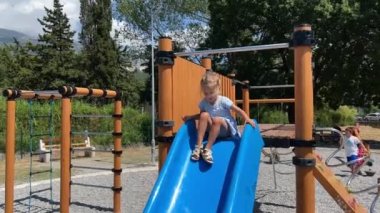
[114, 0, 210, 106]
[0, 41, 39, 89]
[36, 0, 78, 89]
[206, 0, 380, 108]
[79, 0, 119, 89]
[115, 0, 209, 50]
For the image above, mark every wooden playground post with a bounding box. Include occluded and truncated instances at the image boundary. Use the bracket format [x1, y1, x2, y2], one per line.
[293, 24, 315, 213]
[158, 37, 174, 171]
[113, 96, 123, 213]
[58, 86, 123, 212]
[60, 97, 71, 213]
[201, 57, 212, 70]
[242, 80, 250, 116]
[4, 96, 16, 213]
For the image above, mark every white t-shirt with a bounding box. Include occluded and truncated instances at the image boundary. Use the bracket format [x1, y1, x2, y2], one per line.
[199, 95, 239, 137]
[344, 135, 360, 157]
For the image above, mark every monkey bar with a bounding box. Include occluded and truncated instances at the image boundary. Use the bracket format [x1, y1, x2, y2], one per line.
[175, 43, 289, 56]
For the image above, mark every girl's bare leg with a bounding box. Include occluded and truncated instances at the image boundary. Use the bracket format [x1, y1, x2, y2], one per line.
[196, 112, 212, 147]
[205, 117, 228, 150]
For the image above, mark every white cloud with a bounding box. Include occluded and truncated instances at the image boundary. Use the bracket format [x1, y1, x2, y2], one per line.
[0, 2, 10, 12]
[0, 0, 80, 37]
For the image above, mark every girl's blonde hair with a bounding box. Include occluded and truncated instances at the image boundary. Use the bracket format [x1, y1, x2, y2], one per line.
[200, 71, 221, 93]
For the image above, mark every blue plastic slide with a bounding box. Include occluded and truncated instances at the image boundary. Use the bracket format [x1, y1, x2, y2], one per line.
[144, 120, 264, 213]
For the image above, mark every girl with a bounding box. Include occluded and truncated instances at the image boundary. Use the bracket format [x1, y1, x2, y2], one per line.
[344, 127, 367, 173]
[183, 71, 255, 164]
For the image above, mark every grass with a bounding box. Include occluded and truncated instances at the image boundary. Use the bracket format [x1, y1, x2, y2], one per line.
[355, 125, 380, 141]
[0, 145, 155, 187]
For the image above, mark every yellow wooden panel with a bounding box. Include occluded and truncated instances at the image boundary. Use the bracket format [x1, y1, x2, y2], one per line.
[171, 58, 235, 133]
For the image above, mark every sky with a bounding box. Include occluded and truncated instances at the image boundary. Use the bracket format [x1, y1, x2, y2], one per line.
[0, 0, 81, 37]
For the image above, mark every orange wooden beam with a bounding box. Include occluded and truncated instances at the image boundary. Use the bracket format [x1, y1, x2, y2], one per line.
[58, 86, 119, 99]
[60, 97, 71, 213]
[4, 98, 16, 213]
[113, 99, 122, 213]
[3, 89, 61, 100]
[242, 80, 250, 116]
[293, 24, 315, 213]
[313, 155, 367, 212]
[157, 37, 174, 171]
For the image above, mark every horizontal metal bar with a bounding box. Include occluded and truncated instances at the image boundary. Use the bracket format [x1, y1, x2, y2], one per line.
[71, 131, 113, 136]
[235, 98, 295, 104]
[30, 187, 52, 195]
[71, 114, 113, 118]
[30, 133, 53, 137]
[71, 182, 112, 190]
[175, 43, 289, 56]
[32, 115, 52, 119]
[30, 169, 52, 175]
[71, 165, 111, 171]
[71, 147, 93, 152]
[233, 79, 246, 85]
[250, 84, 294, 89]
[87, 149, 113, 153]
[30, 150, 52, 156]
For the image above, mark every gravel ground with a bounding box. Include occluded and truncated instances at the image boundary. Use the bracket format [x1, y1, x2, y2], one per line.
[0, 147, 379, 213]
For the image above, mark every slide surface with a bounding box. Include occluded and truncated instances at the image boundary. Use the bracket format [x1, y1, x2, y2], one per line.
[144, 120, 264, 213]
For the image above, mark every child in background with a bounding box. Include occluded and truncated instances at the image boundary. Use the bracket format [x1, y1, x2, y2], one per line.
[344, 127, 367, 173]
[183, 71, 255, 164]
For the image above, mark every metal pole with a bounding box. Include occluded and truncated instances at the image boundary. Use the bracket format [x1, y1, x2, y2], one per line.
[175, 43, 289, 56]
[150, 6, 156, 164]
[250, 84, 294, 89]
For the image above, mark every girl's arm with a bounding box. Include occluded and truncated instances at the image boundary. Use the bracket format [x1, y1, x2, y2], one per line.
[230, 104, 256, 127]
[358, 142, 368, 155]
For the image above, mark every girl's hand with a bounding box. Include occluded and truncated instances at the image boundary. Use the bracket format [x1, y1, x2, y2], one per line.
[182, 115, 190, 122]
[245, 119, 256, 128]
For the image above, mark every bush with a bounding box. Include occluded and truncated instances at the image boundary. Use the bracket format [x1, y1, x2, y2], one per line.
[0, 96, 152, 152]
[259, 109, 288, 124]
[250, 104, 288, 124]
[315, 105, 358, 126]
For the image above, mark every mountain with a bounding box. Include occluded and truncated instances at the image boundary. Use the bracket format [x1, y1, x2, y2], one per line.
[0, 28, 35, 44]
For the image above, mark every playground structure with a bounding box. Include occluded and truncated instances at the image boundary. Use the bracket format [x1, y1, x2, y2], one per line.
[2, 23, 379, 212]
[150, 24, 378, 212]
[2, 87, 123, 213]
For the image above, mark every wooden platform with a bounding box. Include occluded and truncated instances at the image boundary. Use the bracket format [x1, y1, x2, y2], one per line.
[238, 123, 380, 149]
[239, 124, 296, 139]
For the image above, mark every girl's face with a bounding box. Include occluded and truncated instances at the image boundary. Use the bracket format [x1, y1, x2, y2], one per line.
[202, 87, 218, 104]
[345, 129, 352, 137]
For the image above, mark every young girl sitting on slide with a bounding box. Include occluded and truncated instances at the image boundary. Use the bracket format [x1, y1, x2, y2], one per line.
[182, 71, 255, 164]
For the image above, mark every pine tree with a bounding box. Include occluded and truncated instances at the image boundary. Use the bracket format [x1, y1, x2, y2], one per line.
[79, 0, 119, 89]
[36, 0, 78, 89]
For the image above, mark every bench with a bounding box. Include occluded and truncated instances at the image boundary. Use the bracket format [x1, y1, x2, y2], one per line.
[39, 136, 95, 162]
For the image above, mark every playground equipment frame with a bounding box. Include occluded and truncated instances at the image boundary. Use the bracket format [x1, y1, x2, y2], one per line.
[156, 24, 368, 212]
[3, 87, 123, 213]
